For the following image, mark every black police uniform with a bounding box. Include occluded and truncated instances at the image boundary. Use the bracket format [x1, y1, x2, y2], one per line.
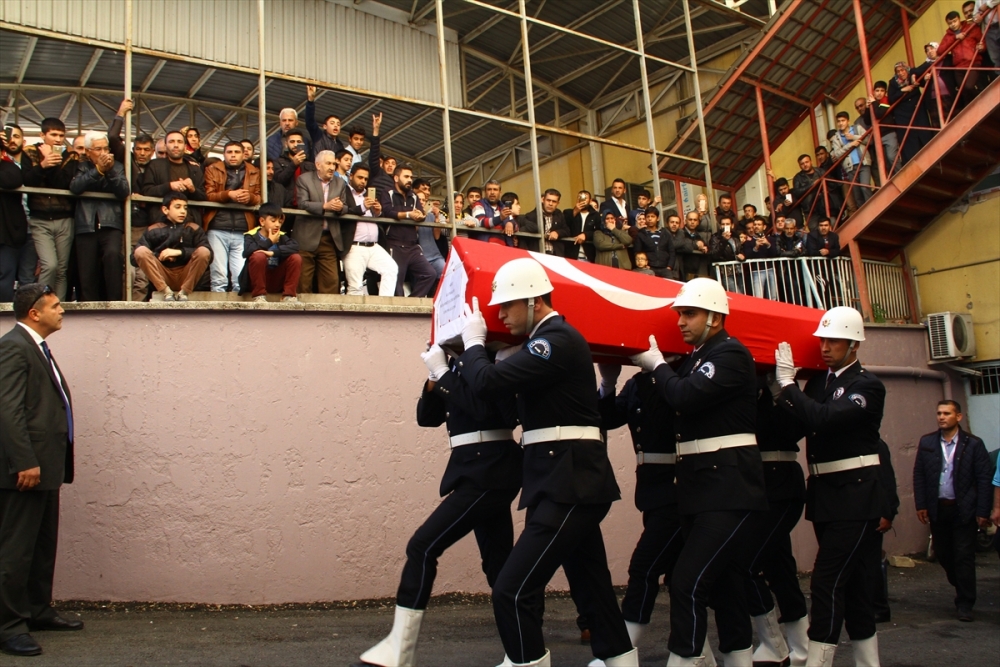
[598, 371, 683, 625]
[393, 358, 523, 612]
[870, 440, 899, 622]
[744, 377, 808, 625]
[778, 360, 885, 645]
[649, 329, 768, 657]
[459, 313, 632, 664]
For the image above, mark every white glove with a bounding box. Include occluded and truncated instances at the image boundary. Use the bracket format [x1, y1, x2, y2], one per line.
[421, 344, 450, 381]
[597, 363, 622, 392]
[462, 296, 488, 349]
[630, 335, 666, 372]
[775, 341, 799, 387]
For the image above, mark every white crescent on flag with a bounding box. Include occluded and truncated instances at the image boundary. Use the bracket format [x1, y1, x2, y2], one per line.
[528, 251, 675, 311]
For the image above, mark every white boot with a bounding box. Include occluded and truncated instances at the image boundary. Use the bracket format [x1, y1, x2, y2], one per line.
[496, 656, 514, 667]
[703, 637, 718, 667]
[852, 634, 880, 667]
[667, 652, 709, 666]
[625, 620, 645, 647]
[603, 647, 639, 666]
[718, 647, 752, 667]
[783, 617, 809, 667]
[805, 641, 837, 667]
[752, 610, 790, 663]
[509, 649, 550, 667]
[357, 606, 424, 667]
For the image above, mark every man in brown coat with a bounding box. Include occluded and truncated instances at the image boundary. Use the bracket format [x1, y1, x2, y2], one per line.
[203, 141, 261, 293]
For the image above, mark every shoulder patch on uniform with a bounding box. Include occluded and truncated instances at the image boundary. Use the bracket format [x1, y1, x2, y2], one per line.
[527, 338, 552, 360]
[848, 393, 867, 408]
[833, 387, 845, 400]
[697, 361, 716, 378]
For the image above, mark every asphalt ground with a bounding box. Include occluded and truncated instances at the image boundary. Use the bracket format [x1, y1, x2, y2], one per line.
[3, 552, 997, 667]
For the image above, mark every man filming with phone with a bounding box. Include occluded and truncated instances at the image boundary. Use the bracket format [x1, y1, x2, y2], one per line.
[342, 163, 397, 296]
[272, 130, 314, 190]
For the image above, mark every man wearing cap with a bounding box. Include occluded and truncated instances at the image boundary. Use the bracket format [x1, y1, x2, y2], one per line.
[773, 307, 885, 667]
[353, 347, 522, 667]
[458, 257, 636, 667]
[631, 277, 767, 667]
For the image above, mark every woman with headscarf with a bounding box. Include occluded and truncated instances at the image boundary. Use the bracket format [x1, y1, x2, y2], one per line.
[887, 61, 932, 165]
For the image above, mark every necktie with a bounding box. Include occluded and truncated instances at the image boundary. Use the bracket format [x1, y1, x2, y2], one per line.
[41, 341, 74, 443]
[825, 372, 836, 389]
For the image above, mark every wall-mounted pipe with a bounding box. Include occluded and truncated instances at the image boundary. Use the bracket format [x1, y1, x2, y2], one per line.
[866, 365, 951, 400]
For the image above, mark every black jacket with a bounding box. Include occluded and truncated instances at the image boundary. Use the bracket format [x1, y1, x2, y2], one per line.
[271, 155, 316, 190]
[632, 226, 675, 270]
[878, 439, 899, 522]
[755, 377, 805, 503]
[366, 134, 396, 198]
[563, 205, 600, 262]
[236, 228, 300, 295]
[69, 161, 131, 233]
[742, 234, 777, 260]
[132, 221, 211, 269]
[304, 100, 347, 157]
[775, 231, 806, 258]
[913, 429, 992, 524]
[521, 208, 573, 257]
[107, 115, 151, 227]
[805, 230, 840, 258]
[22, 145, 79, 219]
[459, 314, 621, 508]
[708, 232, 742, 263]
[0, 158, 27, 247]
[778, 362, 886, 522]
[417, 358, 522, 496]
[598, 372, 677, 511]
[380, 189, 423, 246]
[140, 159, 207, 226]
[651, 330, 767, 515]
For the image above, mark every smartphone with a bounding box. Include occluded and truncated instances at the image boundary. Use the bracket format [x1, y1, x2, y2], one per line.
[367, 187, 376, 200]
[697, 199, 707, 212]
[53, 144, 65, 155]
[785, 194, 792, 203]
[501, 199, 514, 209]
[2, 126, 11, 143]
[578, 193, 587, 202]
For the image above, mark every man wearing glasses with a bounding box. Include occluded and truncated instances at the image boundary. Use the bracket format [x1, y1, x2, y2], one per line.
[0, 284, 83, 657]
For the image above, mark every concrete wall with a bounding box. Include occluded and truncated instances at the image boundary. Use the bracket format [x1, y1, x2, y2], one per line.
[0, 310, 959, 604]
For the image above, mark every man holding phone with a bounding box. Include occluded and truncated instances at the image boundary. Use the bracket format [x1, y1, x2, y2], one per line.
[1, 125, 36, 301]
[341, 164, 397, 296]
[272, 131, 314, 189]
[22, 118, 78, 301]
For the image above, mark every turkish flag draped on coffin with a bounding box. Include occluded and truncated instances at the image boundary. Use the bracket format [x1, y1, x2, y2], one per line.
[432, 237, 825, 371]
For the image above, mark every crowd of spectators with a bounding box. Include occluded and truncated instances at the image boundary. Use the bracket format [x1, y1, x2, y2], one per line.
[2, 2, 996, 308]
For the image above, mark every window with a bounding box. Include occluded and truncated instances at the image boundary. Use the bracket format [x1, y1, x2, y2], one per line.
[969, 364, 1000, 396]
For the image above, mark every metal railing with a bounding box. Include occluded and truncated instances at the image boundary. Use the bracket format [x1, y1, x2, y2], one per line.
[714, 256, 910, 320]
[862, 258, 910, 322]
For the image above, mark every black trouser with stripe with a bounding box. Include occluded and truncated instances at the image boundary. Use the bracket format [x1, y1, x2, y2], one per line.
[492, 499, 631, 663]
[744, 498, 808, 622]
[668, 510, 755, 657]
[808, 519, 880, 644]
[397, 482, 519, 609]
[622, 504, 684, 624]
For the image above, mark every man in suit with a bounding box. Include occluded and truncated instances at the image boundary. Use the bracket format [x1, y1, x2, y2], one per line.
[599, 179, 630, 226]
[913, 400, 992, 622]
[140, 130, 207, 227]
[295, 149, 350, 295]
[0, 283, 82, 657]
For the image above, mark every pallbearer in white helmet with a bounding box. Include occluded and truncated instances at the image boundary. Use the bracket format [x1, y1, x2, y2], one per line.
[458, 256, 638, 667]
[631, 277, 767, 666]
[773, 306, 885, 667]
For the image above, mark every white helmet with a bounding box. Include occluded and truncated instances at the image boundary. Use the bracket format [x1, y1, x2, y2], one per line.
[671, 277, 729, 315]
[813, 306, 865, 341]
[488, 257, 553, 306]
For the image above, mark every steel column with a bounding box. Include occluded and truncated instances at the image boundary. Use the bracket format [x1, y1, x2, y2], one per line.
[435, 0, 458, 241]
[851, 0, 887, 185]
[123, 0, 133, 301]
[849, 240, 873, 321]
[517, 0, 544, 252]
[257, 0, 268, 203]
[681, 0, 715, 225]
[900, 7, 915, 67]
[633, 0, 663, 216]
[754, 86, 775, 221]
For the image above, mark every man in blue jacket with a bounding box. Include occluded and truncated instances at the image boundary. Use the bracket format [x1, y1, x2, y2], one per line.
[913, 400, 992, 622]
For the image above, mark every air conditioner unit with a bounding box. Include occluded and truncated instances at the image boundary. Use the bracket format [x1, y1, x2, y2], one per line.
[927, 312, 975, 360]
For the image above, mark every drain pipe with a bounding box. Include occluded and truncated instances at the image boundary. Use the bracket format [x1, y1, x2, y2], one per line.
[865, 365, 952, 400]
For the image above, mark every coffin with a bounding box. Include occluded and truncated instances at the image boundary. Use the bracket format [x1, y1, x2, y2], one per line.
[432, 237, 826, 370]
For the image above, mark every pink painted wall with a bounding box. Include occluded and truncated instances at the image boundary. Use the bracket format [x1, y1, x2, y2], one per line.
[0, 312, 959, 603]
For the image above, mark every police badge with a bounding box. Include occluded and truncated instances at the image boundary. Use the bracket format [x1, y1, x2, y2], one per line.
[833, 387, 845, 400]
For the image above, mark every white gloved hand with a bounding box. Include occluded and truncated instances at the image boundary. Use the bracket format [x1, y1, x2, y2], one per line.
[462, 296, 488, 349]
[630, 335, 666, 372]
[597, 363, 622, 393]
[421, 344, 450, 381]
[775, 341, 799, 387]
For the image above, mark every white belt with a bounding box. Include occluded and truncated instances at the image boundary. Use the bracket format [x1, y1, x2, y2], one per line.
[522, 425, 603, 446]
[760, 451, 800, 463]
[636, 452, 676, 465]
[449, 429, 515, 448]
[809, 454, 880, 476]
[677, 433, 757, 456]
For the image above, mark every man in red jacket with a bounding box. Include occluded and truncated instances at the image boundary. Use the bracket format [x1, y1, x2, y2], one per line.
[938, 10, 985, 108]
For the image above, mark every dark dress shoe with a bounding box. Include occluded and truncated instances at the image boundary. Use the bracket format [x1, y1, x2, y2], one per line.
[0, 633, 42, 656]
[28, 615, 84, 631]
[874, 611, 891, 623]
[957, 607, 974, 622]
